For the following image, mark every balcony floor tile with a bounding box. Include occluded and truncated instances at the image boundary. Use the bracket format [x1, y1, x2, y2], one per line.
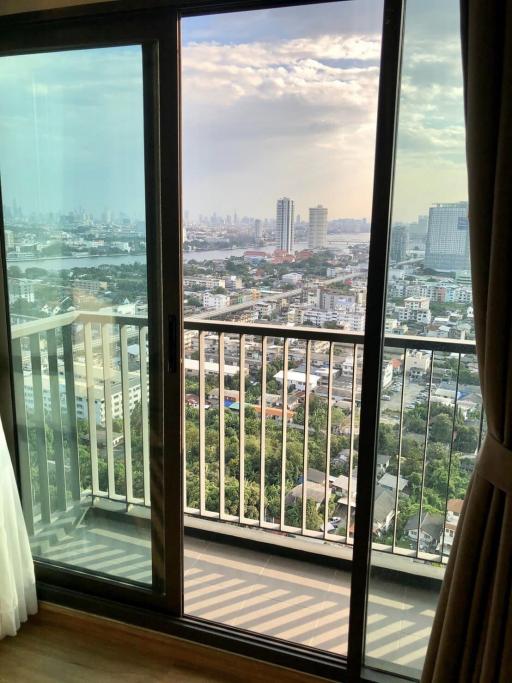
[31, 509, 438, 676]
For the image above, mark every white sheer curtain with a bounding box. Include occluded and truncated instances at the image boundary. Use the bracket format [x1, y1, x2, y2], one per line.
[0, 417, 37, 638]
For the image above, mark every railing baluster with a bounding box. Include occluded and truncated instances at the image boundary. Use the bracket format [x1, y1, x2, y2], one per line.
[139, 326, 150, 507]
[259, 335, 267, 527]
[29, 333, 51, 524]
[198, 330, 206, 514]
[219, 332, 225, 518]
[416, 350, 435, 558]
[101, 323, 115, 498]
[279, 338, 289, 530]
[391, 348, 407, 552]
[61, 324, 80, 501]
[46, 328, 66, 511]
[347, 343, 358, 544]
[120, 324, 134, 505]
[239, 334, 246, 521]
[301, 340, 311, 536]
[84, 322, 99, 497]
[440, 353, 461, 561]
[323, 342, 334, 539]
[11, 337, 34, 536]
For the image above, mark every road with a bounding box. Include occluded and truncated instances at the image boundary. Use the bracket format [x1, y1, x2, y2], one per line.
[188, 272, 360, 320]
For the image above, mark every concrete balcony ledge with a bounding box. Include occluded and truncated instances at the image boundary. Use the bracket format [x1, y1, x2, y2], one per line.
[81, 497, 445, 587]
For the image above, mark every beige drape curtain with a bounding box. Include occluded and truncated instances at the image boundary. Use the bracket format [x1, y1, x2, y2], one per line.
[422, 2, 512, 681]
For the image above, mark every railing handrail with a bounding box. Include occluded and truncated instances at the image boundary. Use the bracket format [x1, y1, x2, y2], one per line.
[11, 310, 79, 339]
[185, 318, 365, 344]
[77, 310, 149, 327]
[11, 310, 147, 338]
[11, 308, 477, 355]
[185, 318, 477, 354]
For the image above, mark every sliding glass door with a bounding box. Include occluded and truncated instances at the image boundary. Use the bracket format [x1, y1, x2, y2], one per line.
[0, 44, 156, 584]
[0, 1, 473, 681]
[365, 1, 477, 678]
[0, 7, 182, 611]
[180, 0, 384, 656]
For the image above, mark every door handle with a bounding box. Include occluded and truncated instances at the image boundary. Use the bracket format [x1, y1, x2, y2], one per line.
[168, 314, 178, 373]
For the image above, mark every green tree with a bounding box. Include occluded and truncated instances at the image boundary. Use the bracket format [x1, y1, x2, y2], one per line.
[453, 424, 479, 453]
[430, 414, 453, 443]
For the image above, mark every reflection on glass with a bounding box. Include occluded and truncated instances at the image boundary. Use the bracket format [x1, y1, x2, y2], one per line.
[0, 47, 152, 584]
[181, 0, 383, 654]
[365, 1, 479, 677]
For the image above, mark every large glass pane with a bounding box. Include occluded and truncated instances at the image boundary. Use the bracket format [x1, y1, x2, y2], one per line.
[181, 1, 383, 654]
[0, 47, 153, 585]
[365, 1, 479, 677]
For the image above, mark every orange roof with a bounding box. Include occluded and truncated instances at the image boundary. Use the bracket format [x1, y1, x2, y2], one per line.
[447, 499, 464, 514]
[252, 405, 294, 419]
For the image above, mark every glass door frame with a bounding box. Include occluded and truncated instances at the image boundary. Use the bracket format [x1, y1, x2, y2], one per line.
[0, 1, 406, 681]
[0, 3, 184, 617]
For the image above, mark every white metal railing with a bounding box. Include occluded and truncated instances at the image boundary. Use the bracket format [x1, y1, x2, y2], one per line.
[12, 311, 482, 564]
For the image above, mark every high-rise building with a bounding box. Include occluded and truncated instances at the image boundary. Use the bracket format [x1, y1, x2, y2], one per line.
[308, 205, 328, 250]
[390, 224, 409, 263]
[276, 197, 295, 254]
[4, 229, 15, 249]
[408, 214, 428, 247]
[417, 214, 428, 236]
[425, 202, 469, 272]
[254, 219, 263, 240]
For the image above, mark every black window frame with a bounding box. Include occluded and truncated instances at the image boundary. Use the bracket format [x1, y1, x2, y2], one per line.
[0, 1, 405, 682]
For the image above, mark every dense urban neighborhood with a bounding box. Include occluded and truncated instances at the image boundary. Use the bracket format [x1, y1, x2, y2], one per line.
[6, 197, 481, 559]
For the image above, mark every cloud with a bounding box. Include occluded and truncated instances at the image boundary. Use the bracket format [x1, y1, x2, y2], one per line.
[182, 1, 383, 45]
[182, 0, 468, 223]
[182, 33, 381, 218]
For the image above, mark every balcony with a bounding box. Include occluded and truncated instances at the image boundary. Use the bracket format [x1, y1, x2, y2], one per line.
[11, 310, 483, 674]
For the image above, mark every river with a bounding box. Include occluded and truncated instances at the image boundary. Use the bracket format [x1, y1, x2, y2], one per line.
[7, 234, 369, 272]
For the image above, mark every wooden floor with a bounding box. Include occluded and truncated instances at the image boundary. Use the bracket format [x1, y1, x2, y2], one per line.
[0, 603, 325, 683]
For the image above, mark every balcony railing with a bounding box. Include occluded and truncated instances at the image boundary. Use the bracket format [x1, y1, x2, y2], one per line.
[11, 310, 484, 565]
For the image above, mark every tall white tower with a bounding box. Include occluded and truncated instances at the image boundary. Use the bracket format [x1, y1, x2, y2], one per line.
[308, 205, 328, 250]
[276, 198, 295, 254]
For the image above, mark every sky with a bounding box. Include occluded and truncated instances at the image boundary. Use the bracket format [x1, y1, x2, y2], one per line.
[0, 0, 467, 224]
[0, 46, 145, 220]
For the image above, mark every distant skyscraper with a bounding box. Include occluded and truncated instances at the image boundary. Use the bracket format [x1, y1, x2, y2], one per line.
[308, 205, 328, 250]
[417, 214, 428, 236]
[390, 224, 409, 263]
[254, 219, 263, 239]
[425, 202, 469, 272]
[4, 229, 15, 249]
[408, 214, 428, 249]
[276, 197, 295, 253]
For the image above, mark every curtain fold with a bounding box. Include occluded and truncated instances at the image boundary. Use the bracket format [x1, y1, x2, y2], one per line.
[422, 1, 512, 681]
[0, 417, 37, 638]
